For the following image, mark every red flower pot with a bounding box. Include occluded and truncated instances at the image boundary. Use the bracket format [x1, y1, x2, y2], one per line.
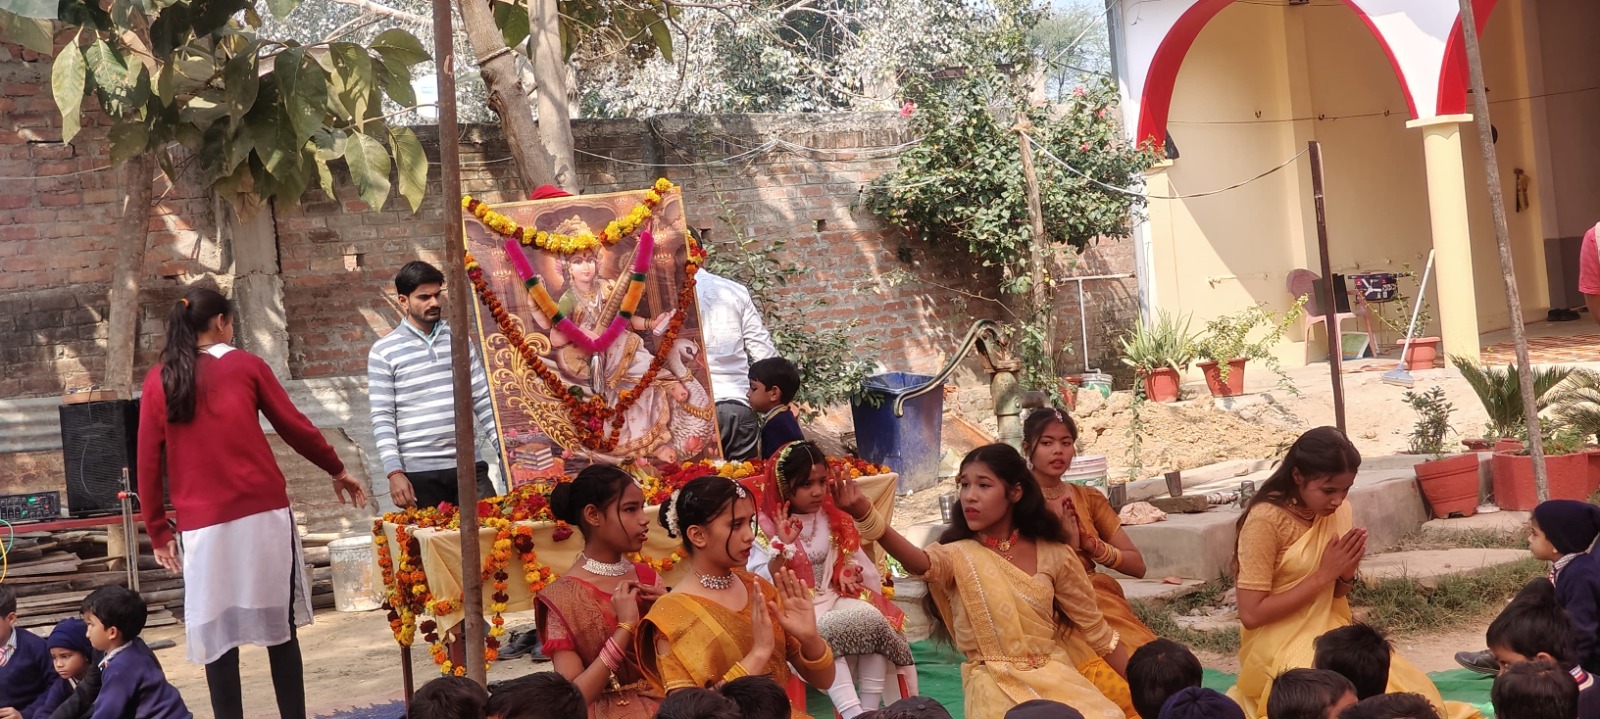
[1142, 368, 1182, 403]
[1495, 438, 1524, 453]
[1402, 337, 1441, 370]
[1198, 359, 1249, 398]
[1491, 450, 1592, 511]
[1414, 453, 1480, 518]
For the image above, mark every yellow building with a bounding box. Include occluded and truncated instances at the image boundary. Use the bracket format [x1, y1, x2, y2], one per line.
[1110, 0, 1600, 364]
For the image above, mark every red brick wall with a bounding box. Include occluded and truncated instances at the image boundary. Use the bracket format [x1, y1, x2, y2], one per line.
[4, 44, 1139, 402]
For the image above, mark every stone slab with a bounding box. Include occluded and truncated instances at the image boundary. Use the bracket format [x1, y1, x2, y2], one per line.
[1422, 510, 1531, 536]
[1360, 548, 1531, 588]
[1150, 495, 1211, 514]
[1117, 578, 1207, 603]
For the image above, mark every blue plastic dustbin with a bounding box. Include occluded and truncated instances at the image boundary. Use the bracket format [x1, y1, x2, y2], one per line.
[851, 372, 944, 495]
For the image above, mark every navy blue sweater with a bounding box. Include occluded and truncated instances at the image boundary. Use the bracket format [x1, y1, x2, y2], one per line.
[759, 407, 804, 459]
[1, 628, 55, 712]
[1558, 554, 1600, 675]
[90, 640, 189, 719]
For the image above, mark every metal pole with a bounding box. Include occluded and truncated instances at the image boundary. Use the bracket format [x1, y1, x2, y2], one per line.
[433, 0, 487, 686]
[1308, 141, 1347, 434]
[1458, 0, 1547, 500]
[401, 646, 415, 703]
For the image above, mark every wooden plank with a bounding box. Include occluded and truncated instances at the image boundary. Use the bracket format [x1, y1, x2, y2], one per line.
[5, 558, 82, 577]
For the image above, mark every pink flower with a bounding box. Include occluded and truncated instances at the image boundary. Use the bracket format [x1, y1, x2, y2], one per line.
[899, 101, 916, 118]
[1073, 87, 1087, 97]
[1080, 143, 1091, 152]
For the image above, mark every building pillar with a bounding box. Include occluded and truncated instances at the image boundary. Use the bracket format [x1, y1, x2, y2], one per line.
[229, 201, 292, 379]
[1406, 114, 1481, 361]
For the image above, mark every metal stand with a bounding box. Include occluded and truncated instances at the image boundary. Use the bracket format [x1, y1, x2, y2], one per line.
[118, 467, 139, 592]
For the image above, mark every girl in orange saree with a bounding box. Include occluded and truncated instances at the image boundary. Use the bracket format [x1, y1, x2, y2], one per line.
[838, 443, 1130, 719]
[1024, 408, 1159, 718]
[1228, 427, 1478, 719]
[536, 465, 665, 718]
[636, 475, 835, 719]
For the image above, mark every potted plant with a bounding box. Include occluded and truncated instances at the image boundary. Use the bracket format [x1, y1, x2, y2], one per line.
[1454, 356, 1599, 509]
[1492, 426, 1593, 511]
[1380, 288, 1438, 370]
[1403, 386, 1479, 518]
[1192, 297, 1306, 398]
[1119, 310, 1196, 403]
[1451, 355, 1580, 452]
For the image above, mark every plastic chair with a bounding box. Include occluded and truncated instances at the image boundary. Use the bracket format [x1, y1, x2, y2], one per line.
[1286, 269, 1378, 363]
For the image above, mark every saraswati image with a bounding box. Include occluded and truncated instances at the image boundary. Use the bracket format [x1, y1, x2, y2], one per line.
[461, 183, 720, 487]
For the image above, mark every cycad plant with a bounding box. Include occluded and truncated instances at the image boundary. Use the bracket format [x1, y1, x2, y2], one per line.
[1449, 355, 1588, 440]
[1550, 370, 1600, 443]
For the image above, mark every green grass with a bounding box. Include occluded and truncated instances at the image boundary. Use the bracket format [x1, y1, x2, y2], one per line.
[1394, 527, 1529, 551]
[1350, 557, 1546, 634]
[1131, 577, 1242, 655]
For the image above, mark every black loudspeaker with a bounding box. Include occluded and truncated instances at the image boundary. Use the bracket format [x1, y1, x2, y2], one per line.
[59, 399, 139, 517]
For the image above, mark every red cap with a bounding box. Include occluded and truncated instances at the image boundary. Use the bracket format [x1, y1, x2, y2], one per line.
[530, 185, 573, 200]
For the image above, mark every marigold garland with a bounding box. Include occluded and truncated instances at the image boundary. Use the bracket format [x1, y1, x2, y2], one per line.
[462, 178, 675, 255]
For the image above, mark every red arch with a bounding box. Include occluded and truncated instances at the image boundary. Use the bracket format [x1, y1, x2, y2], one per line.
[1436, 0, 1500, 116]
[1134, 0, 1418, 146]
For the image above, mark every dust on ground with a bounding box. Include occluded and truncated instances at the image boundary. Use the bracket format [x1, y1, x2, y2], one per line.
[1071, 390, 1302, 481]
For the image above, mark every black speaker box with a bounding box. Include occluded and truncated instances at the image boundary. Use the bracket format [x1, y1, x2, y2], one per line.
[59, 399, 139, 517]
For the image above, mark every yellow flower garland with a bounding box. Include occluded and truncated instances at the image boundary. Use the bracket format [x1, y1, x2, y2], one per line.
[463, 178, 676, 255]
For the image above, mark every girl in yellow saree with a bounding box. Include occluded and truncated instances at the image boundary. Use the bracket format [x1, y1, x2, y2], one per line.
[1228, 427, 1479, 719]
[834, 443, 1130, 719]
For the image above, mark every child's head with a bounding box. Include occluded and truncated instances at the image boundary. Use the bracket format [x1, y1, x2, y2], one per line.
[1021, 407, 1078, 479]
[0, 584, 16, 643]
[551, 463, 651, 554]
[660, 475, 756, 571]
[1003, 699, 1085, 719]
[938, 443, 1067, 545]
[1492, 659, 1579, 719]
[748, 357, 800, 412]
[773, 441, 829, 515]
[881, 696, 954, 719]
[718, 676, 790, 719]
[1158, 687, 1247, 719]
[410, 676, 489, 719]
[486, 672, 583, 719]
[1267, 668, 1358, 719]
[47, 618, 93, 681]
[657, 687, 743, 719]
[1336, 693, 1441, 719]
[1313, 623, 1393, 699]
[1529, 500, 1600, 562]
[1127, 638, 1204, 719]
[84, 586, 146, 651]
[1487, 578, 1578, 672]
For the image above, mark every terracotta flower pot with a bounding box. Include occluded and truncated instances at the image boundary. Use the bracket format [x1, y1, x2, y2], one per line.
[1414, 454, 1480, 519]
[1198, 358, 1248, 398]
[1491, 450, 1592, 511]
[1141, 368, 1182, 403]
[1494, 438, 1524, 453]
[1402, 337, 1442, 371]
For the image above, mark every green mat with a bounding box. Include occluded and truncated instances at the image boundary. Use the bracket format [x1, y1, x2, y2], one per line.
[805, 644, 1497, 718]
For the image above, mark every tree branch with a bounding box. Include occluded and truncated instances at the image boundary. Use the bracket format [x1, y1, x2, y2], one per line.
[327, 0, 431, 26]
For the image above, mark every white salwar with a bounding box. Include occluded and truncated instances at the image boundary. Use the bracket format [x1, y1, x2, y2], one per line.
[180, 506, 312, 665]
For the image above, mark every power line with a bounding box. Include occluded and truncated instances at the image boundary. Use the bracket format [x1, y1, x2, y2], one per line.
[1024, 132, 1308, 200]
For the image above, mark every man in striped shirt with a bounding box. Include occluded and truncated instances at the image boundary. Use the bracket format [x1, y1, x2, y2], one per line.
[368, 261, 499, 509]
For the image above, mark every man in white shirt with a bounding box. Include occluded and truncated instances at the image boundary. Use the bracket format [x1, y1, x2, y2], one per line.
[695, 268, 777, 461]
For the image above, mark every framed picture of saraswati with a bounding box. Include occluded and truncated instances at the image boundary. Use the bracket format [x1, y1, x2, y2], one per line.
[461, 181, 721, 489]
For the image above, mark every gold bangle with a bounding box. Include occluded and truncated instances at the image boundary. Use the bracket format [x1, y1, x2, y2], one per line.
[1105, 630, 1122, 656]
[795, 641, 834, 672]
[722, 662, 750, 684]
[616, 621, 636, 636]
[854, 509, 886, 542]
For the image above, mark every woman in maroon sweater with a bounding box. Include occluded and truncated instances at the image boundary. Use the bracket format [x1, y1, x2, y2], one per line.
[137, 287, 368, 719]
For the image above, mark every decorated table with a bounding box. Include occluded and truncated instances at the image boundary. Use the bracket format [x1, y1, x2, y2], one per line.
[373, 458, 900, 675]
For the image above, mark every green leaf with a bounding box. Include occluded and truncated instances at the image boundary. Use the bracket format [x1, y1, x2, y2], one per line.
[51, 39, 86, 143]
[108, 121, 148, 164]
[493, 1, 529, 48]
[155, 61, 175, 105]
[370, 28, 429, 66]
[389, 126, 426, 212]
[223, 40, 260, 122]
[266, 0, 301, 20]
[0, 10, 55, 54]
[313, 153, 334, 195]
[173, 45, 215, 81]
[83, 39, 129, 107]
[373, 51, 415, 108]
[645, 11, 673, 63]
[179, 92, 227, 126]
[276, 48, 327, 144]
[328, 42, 373, 124]
[344, 131, 390, 211]
[311, 127, 346, 161]
[190, 0, 247, 36]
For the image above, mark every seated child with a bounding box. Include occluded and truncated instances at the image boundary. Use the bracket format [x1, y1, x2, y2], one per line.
[1267, 669, 1358, 719]
[1314, 623, 1393, 700]
[25, 619, 93, 719]
[718, 676, 789, 719]
[655, 687, 742, 719]
[84, 587, 189, 719]
[1128, 638, 1204, 719]
[749, 357, 804, 459]
[1487, 578, 1600, 718]
[486, 673, 583, 719]
[0, 585, 55, 718]
[1159, 687, 1246, 719]
[1494, 660, 1580, 719]
[1337, 694, 1441, 719]
[1529, 501, 1600, 673]
[46, 587, 117, 719]
[409, 676, 488, 719]
[1003, 700, 1085, 719]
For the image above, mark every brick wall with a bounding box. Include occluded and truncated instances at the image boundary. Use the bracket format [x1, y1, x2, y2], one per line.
[4, 45, 1139, 407]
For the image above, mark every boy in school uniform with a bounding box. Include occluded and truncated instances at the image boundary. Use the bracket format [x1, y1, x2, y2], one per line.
[748, 356, 804, 459]
[26, 619, 94, 719]
[83, 587, 189, 719]
[0, 585, 55, 719]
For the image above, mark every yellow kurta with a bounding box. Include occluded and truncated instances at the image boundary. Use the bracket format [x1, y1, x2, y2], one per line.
[1226, 502, 1480, 719]
[923, 539, 1124, 719]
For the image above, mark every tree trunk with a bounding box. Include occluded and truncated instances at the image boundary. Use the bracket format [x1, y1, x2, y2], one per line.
[103, 151, 155, 398]
[528, 0, 575, 190]
[1016, 123, 1055, 385]
[455, 0, 554, 194]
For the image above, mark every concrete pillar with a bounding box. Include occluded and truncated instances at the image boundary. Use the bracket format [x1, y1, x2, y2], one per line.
[229, 201, 292, 378]
[1406, 114, 1481, 361]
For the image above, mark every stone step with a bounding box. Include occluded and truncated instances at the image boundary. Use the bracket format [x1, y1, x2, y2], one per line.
[1358, 548, 1532, 588]
[1421, 510, 1531, 537]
